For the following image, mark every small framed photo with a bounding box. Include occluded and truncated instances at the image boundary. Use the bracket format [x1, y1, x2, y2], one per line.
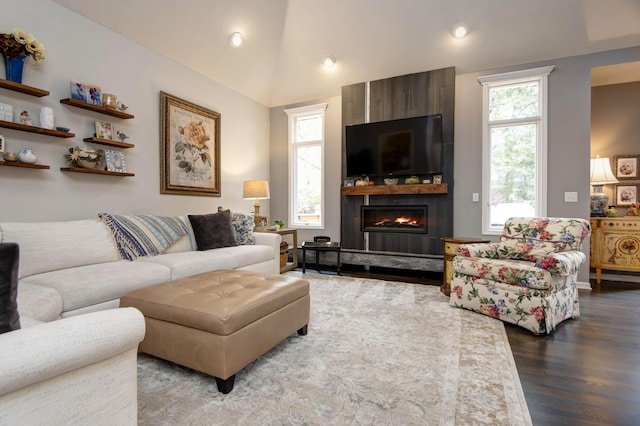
[70, 80, 88, 102]
[0, 102, 13, 121]
[343, 179, 354, 187]
[0, 135, 5, 153]
[254, 215, 269, 229]
[433, 175, 443, 184]
[615, 184, 638, 206]
[614, 155, 638, 180]
[95, 120, 113, 140]
[86, 83, 102, 106]
[96, 149, 106, 170]
[105, 150, 126, 172]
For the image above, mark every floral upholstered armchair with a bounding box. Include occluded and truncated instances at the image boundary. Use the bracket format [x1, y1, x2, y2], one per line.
[450, 217, 591, 334]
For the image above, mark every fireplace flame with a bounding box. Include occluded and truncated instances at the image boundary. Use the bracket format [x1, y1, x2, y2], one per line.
[373, 216, 420, 227]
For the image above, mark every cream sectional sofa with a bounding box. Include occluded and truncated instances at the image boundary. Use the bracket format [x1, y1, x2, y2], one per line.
[0, 214, 280, 424]
[0, 215, 280, 322]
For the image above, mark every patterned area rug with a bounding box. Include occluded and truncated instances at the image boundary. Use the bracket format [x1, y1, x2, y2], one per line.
[137, 272, 531, 425]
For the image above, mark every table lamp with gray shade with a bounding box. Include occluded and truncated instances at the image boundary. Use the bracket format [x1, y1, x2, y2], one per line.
[590, 156, 618, 217]
[243, 180, 270, 225]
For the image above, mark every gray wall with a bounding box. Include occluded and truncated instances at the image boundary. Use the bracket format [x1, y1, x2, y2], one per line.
[591, 81, 640, 205]
[1, 0, 270, 223]
[269, 96, 342, 244]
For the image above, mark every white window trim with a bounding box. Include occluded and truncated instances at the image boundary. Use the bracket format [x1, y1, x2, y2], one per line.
[284, 103, 328, 229]
[478, 66, 554, 235]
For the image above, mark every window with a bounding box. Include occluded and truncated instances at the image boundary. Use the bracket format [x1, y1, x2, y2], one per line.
[284, 103, 327, 228]
[478, 66, 554, 234]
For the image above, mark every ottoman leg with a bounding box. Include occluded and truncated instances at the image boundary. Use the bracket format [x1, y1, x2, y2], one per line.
[297, 324, 308, 336]
[215, 375, 235, 394]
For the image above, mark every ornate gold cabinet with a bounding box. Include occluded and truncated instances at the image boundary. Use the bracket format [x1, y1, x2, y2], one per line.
[590, 217, 640, 284]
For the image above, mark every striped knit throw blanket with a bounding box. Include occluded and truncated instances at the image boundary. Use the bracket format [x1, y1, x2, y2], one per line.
[98, 213, 189, 261]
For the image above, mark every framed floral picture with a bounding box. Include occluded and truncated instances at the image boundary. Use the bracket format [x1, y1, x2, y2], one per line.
[614, 155, 638, 180]
[615, 184, 638, 206]
[95, 120, 113, 140]
[160, 91, 221, 196]
[105, 150, 126, 173]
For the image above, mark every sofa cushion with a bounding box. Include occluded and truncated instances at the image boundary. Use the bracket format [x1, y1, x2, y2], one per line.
[213, 244, 275, 269]
[188, 210, 238, 250]
[19, 261, 171, 313]
[98, 213, 189, 260]
[0, 219, 119, 279]
[16, 282, 63, 322]
[453, 256, 554, 289]
[140, 251, 238, 281]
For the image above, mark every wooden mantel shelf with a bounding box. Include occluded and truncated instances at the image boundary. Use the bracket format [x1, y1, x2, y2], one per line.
[341, 183, 448, 196]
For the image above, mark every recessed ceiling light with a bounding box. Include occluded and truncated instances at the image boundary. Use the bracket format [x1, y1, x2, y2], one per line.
[452, 24, 468, 39]
[229, 32, 243, 47]
[323, 55, 336, 69]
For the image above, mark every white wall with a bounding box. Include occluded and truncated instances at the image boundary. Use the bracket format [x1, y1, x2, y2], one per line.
[0, 0, 270, 222]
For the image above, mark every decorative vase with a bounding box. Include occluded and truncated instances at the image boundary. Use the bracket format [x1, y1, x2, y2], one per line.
[76, 159, 97, 169]
[18, 148, 36, 164]
[39, 107, 54, 129]
[4, 55, 27, 84]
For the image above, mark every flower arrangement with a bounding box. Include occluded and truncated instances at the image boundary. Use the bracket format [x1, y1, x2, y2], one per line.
[0, 28, 45, 62]
[64, 146, 102, 166]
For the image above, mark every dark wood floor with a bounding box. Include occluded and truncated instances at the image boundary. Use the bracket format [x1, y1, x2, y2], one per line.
[505, 279, 640, 426]
[320, 266, 640, 425]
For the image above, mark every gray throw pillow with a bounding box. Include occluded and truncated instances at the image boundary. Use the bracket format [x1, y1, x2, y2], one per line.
[188, 210, 239, 251]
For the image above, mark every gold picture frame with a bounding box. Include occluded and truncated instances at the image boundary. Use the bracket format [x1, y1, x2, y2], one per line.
[160, 91, 221, 196]
[615, 184, 638, 206]
[614, 155, 639, 180]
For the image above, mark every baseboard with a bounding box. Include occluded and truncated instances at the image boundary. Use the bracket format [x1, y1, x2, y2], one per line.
[576, 281, 592, 290]
[589, 272, 640, 283]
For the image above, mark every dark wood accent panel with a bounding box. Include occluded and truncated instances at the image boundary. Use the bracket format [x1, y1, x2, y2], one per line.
[341, 83, 367, 126]
[341, 67, 455, 264]
[341, 83, 367, 178]
[341, 196, 364, 250]
[369, 67, 455, 121]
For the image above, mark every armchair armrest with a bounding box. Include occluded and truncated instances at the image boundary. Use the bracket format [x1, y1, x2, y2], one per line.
[0, 307, 145, 396]
[456, 242, 500, 258]
[535, 251, 587, 276]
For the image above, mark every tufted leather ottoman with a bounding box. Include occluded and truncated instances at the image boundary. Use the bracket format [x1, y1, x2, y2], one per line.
[120, 269, 309, 393]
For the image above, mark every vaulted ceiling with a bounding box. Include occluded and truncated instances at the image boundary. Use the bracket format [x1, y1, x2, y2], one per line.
[54, 0, 640, 107]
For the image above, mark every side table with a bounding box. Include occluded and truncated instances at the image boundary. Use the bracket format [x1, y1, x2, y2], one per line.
[264, 228, 298, 273]
[301, 241, 341, 274]
[441, 237, 490, 296]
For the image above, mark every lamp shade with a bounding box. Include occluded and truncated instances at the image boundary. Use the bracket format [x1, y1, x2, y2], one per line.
[590, 157, 618, 185]
[243, 180, 270, 200]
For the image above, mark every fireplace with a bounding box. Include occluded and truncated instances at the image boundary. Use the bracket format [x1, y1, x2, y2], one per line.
[361, 205, 428, 234]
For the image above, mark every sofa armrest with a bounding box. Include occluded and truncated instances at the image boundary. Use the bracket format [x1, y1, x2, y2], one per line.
[535, 251, 587, 276]
[456, 242, 500, 258]
[254, 232, 282, 254]
[0, 307, 145, 396]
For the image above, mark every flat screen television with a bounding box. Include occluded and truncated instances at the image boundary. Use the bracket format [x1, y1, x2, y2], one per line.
[345, 114, 443, 177]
